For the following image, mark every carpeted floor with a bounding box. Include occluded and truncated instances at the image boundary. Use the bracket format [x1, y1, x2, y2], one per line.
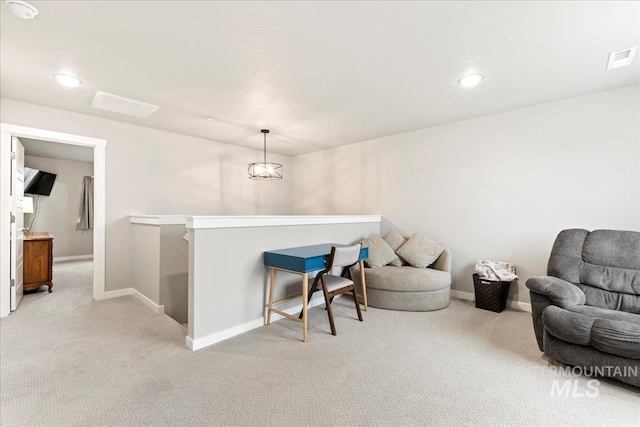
[1, 260, 638, 426]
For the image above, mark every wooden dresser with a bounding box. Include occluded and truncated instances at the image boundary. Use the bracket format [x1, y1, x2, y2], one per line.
[24, 233, 54, 293]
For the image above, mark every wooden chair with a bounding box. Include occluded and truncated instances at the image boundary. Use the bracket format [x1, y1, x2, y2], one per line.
[299, 244, 363, 335]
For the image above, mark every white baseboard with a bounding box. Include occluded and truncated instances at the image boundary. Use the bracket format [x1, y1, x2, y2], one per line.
[451, 290, 475, 302]
[186, 294, 336, 351]
[132, 289, 165, 314]
[186, 318, 265, 351]
[104, 288, 133, 299]
[509, 300, 533, 312]
[268, 293, 332, 322]
[54, 255, 93, 262]
[103, 287, 164, 314]
[451, 289, 532, 312]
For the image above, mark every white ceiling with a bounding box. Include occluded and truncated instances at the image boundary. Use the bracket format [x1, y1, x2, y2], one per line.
[21, 137, 94, 163]
[1, 1, 638, 156]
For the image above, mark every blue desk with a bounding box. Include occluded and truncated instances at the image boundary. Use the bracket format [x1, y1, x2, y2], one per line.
[264, 243, 368, 273]
[264, 243, 369, 342]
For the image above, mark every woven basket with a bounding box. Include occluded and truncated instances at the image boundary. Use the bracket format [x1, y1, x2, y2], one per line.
[472, 274, 511, 313]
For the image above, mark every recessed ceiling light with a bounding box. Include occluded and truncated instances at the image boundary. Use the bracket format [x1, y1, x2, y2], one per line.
[606, 47, 637, 70]
[53, 73, 83, 88]
[5, 0, 38, 19]
[206, 117, 215, 121]
[459, 74, 483, 88]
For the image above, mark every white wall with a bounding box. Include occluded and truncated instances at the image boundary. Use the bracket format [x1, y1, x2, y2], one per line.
[159, 225, 189, 325]
[24, 155, 94, 258]
[131, 224, 160, 303]
[131, 222, 189, 325]
[291, 85, 640, 304]
[1, 98, 291, 292]
[4, 85, 638, 304]
[188, 220, 380, 349]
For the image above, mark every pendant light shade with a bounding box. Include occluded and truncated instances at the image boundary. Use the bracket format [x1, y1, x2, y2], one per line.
[248, 129, 282, 180]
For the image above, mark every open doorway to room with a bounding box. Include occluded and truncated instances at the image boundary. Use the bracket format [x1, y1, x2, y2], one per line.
[19, 138, 95, 309]
[0, 124, 106, 318]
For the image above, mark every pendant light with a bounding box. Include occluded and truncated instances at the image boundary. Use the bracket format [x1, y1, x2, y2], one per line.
[248, 129, 282, 180]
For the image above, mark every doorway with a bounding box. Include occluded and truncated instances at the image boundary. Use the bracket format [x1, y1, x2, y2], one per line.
[0, 124, 106, 317]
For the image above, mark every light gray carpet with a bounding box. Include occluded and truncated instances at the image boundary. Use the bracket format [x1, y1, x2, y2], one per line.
[1, 260, 639, 426]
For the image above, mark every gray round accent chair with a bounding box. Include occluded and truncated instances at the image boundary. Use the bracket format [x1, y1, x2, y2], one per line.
[350, 247, 452, 311]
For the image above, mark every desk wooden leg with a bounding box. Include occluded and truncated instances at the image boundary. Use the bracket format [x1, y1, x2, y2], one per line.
[266, 268, 276, 325]
[359, 260, 368, 311]
[302, 273, 308, 343]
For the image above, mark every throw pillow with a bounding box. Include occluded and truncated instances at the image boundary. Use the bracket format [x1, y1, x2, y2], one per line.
[396, 232, 445, 268]
[389, 258, 403, 267]
[384, 230, 407, 266]
[384, 230, 406, 251]
[360, 234, 400, 268]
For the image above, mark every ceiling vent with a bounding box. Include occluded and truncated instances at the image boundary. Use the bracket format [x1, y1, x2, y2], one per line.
[90, 91, 160, 119]
[606, 47, 637, 70]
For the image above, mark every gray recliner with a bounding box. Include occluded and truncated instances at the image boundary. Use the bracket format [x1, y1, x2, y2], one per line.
[527, 229, 640, 387]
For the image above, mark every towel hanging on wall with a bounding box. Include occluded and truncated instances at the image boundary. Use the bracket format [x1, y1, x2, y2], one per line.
[77, 176, 94, 231]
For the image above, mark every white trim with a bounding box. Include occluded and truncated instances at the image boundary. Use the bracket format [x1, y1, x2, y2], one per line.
[451, 290, 475, 302]
[0, 123, 107, 310]
[130, 215, 188, 226]
[0, 132, 11, 317]
[510, 300, 533, 312]
[92, 145, 106, 301]
[187, 318, 264, 351]
[186, 294, 334, 351]
[451, 289, 532, 312]
[133, 215, 380, 228]
[104, 288, 133, 299]
[0, 124, 106, 147]
[132, 289, 165, 314]
[269, 294, 334, 323]
[53, 255, 93, 262]
[103, 287, 165, 314]
[187, 215, 382, 230]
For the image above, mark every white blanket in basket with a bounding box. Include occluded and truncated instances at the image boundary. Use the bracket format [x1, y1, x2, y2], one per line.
[475, 260, 518, 281]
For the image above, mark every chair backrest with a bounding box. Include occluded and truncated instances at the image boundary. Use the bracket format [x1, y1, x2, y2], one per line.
[547, 228, 640, 313]
[329, 244, 362, 269]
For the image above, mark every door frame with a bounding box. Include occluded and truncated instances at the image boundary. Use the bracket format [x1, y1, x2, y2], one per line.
[0, 124, 107, 317]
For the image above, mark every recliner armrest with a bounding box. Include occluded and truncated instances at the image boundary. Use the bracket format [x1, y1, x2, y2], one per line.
[526, 276, 586, 308]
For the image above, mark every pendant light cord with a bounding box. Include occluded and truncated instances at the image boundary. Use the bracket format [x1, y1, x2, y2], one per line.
[264, 132, 267, 163]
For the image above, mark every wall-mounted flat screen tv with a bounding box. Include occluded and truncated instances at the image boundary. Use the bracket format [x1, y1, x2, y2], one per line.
[24, 167, 57, 196]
